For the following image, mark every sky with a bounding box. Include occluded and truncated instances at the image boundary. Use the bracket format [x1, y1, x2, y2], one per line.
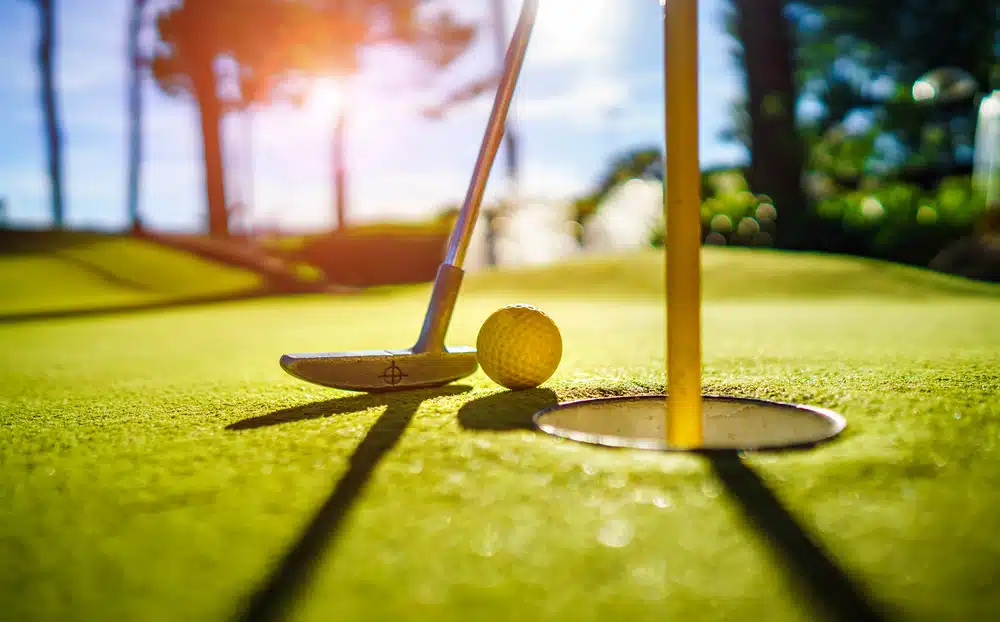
[0, 0, 747, 233]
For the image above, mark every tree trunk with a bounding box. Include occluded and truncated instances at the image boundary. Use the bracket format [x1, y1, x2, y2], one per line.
[332, 106, 347, 231]
[194, 81, 229, 238]
[37, 0, 65, 228]
[733, 0, 807, 248]
[243, 108, 254, 235]
[126, 0, 146, 233]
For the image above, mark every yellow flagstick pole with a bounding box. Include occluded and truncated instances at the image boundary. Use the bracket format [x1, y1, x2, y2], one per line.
[664, 0, 703, 448]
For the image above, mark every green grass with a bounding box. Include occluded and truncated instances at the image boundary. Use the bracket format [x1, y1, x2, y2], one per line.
[0, 231, 263, 317]
[2, 247, 999, 621]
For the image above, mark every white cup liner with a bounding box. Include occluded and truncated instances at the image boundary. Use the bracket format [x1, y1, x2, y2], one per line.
[533, 395, 846, 451]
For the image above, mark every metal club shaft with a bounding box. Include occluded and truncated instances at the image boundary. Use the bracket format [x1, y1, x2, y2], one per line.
[413, 0, 538, 354]
[444, 0, 538, 268]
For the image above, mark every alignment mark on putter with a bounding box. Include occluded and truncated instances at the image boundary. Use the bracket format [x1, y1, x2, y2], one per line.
[380, 362, 407, 386]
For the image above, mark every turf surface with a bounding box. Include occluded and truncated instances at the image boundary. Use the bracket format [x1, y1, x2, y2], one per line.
[0, 231, 262, 317]
[2, 247, 999, 621]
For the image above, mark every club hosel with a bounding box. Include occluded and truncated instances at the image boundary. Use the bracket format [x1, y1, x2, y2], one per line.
[413, 264, 465, 353]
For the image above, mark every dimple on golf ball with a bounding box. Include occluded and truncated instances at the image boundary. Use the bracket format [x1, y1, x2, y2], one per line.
[476, 304, 562, 390]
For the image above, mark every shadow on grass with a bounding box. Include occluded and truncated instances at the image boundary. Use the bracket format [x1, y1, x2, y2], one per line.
[457, 390, 892, 620]
[228, 385, 469, 622]
[231, 388, 888, 621]
[226, 387, 472, 431]
[708, 452, 893, 622]
[53, 249, 154, 291]
[457, 388, 558, 432]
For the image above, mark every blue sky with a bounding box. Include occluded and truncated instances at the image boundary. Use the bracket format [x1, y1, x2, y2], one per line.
[0, 0, 746, 232]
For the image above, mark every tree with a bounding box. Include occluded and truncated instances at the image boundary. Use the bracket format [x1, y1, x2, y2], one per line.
[309, 2, 475, 232]
[793, 0, 999, 170]
[24, 0, 66, 228]
[126, 0, 148, 232]
[151, 0, 301, 238]
[151, 0, 474, 238]
[151, 1, 237, 237]
[729, 0, 809, 248]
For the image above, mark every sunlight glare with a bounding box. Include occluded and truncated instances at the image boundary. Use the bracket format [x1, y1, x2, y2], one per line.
[534, 0, 614, 52]
[308, 78, 344, 117]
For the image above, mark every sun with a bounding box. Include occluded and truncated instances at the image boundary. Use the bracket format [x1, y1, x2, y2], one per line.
[307, 77, 345, 117]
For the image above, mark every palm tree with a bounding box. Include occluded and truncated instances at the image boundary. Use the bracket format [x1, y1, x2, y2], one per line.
[150, 0, 475, 238]
[126, 0, 148, 233]
[25, 0, 66, 228]
[284, 1, 475, 233]
[151, 1, 234, 237]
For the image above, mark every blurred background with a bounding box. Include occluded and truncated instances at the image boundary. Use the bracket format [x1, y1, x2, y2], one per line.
[1, 0, 998, 292]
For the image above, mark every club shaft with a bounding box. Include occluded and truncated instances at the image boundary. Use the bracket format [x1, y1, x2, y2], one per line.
[444, 0, 538, 268]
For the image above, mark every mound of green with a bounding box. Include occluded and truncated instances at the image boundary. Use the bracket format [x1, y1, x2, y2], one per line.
[1, 248, 998, 621]
[465, 246, 999, 300]
[0, 231, 263, 317]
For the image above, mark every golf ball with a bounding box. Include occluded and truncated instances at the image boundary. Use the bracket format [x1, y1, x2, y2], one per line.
[477, 304, 562, 390]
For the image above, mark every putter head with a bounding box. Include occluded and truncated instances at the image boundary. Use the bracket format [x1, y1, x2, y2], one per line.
[280, 346, 477, 392]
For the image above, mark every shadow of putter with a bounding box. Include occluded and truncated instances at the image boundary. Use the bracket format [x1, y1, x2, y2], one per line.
[228, 385, 469, 622]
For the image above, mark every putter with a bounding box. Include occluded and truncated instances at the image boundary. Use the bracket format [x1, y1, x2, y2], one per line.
[280, 0, 539, 392]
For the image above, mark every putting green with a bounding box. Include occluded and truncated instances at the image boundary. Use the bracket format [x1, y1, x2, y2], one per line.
[1, 248, 999, 621]
[0, 232, 262, 317]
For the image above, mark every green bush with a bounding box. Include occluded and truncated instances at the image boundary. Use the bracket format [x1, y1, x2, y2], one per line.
[814, 176, 984, 263]
[652, 169, 985, 266]
[651, 169, 777, 248]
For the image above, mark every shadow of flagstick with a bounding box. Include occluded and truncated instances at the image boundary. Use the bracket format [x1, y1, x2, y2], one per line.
[231, 387, 468, 622]
[708, 452, 895, 622]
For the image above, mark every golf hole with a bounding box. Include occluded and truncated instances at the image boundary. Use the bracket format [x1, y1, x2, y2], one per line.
[533, 395, 845, 451]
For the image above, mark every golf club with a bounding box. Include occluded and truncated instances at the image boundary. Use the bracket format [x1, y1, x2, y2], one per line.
[280, 0, 539, 392]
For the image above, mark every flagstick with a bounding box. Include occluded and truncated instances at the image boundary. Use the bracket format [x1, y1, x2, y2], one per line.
[664, 0, 703, 448]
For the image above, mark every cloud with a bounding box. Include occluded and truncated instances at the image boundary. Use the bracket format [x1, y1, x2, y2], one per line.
[517, 75, 630, 126]
[528, 0, 627, 69]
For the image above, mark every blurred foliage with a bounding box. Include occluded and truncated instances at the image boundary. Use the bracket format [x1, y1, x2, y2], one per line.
[650, 169, 777, 249]
[151, 0, 318, 237]
[571, 147, 662, 233]
[647, 168, 986, 269]
[811, 175, 985, 263]
[150, 0, 476, 238]
[791, 0, 999, 170]
[727, 0, 809, 248]
[704, 0, 999, 267]
[805, 125, 878, 181]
